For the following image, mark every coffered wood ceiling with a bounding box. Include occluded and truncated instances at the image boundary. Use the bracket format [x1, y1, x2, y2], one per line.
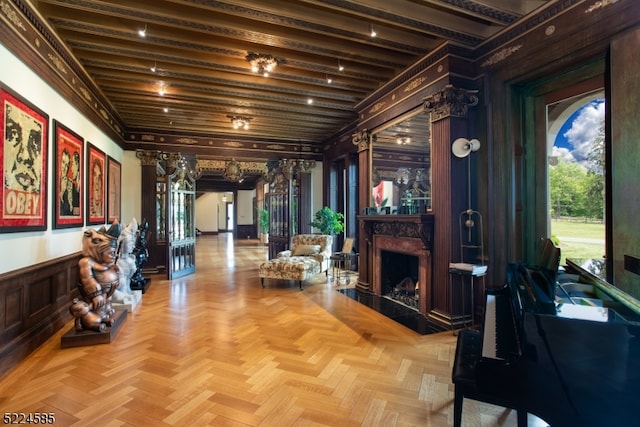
[34, 1, 549, 146]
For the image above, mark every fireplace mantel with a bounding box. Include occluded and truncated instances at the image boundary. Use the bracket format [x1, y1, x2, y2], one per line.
[359, 214, 434, 250]
[357, 214, 434, 315]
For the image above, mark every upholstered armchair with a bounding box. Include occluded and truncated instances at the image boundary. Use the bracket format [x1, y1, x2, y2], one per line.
[259, 234, 333, 290]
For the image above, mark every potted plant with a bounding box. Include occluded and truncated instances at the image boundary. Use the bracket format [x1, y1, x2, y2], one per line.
[310, 206, 344, 235]
[258, 208, 269, 244]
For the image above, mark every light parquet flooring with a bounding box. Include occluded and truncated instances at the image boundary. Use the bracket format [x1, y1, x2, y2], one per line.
[0, 234, 535, 427]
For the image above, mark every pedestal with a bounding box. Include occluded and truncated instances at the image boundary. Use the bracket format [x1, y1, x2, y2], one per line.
[112, 290, 143, 312]
[130, 277, 151, 294]
[61, 309, 127, 348]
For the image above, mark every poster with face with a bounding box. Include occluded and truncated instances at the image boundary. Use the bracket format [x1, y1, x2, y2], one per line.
[0, 82, 49, 232]
[87, 143, 106, 225]
[53, 120, 84, 229]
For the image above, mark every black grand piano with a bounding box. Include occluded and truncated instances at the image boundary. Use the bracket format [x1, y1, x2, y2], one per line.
[454, 260, 640, 427]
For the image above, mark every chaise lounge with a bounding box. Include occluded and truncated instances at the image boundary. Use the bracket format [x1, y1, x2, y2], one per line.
[258, 234, 333, 290]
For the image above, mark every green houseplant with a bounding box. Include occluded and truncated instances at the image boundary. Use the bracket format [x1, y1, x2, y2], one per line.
[310, 206, 344, 235]
[257, 208, 269, 244]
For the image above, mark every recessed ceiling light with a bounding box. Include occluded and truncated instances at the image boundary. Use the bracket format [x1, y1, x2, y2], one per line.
[307, 98, 313, 105]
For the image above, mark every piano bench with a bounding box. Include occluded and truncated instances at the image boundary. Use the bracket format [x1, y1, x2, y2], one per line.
[452, 329, 528, 427]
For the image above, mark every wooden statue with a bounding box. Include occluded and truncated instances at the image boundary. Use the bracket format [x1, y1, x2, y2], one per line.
[69, 220, 121, 332]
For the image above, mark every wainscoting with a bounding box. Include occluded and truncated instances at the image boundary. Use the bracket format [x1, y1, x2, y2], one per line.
[0, 253, 81, 377]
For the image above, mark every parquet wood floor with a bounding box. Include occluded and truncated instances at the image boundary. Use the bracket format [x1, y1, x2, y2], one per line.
[0, 234, 542, 426]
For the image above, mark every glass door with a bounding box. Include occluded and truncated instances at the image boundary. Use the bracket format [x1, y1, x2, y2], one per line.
[167, 168, 196, 279]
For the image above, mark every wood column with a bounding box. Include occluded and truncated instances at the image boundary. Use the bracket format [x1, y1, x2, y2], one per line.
[423, 86, 479, 326]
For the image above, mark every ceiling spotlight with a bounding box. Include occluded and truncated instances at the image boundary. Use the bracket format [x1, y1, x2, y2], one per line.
[326, 75, 332, 84]
[338, 60, 344, 72]
[307, 98, 313, 105]
[163, 107, 168, 113]
[228, 115, 251, 130]
[370, 24, 377, 38]
[246, 53, 279, 77]
[150, 62, 157, 72]
[138, 24, 147, 38]
[158, 84, 166, 96]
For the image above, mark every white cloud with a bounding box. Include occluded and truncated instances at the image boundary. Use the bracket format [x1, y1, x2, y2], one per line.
[563, 100, 604, 167]
[552, 145, 576, 163]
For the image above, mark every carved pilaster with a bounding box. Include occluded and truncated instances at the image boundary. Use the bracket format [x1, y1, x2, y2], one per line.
[423, 85, 479, 121]
[135, 149, 161, 166]
[352, 129, 371, 152]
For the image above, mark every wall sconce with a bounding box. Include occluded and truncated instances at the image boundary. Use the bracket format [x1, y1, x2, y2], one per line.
[451, 138, 480, 158]
[451, 138, 482, 238]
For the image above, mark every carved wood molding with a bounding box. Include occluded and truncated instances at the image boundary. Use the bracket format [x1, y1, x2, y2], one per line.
[360, 214, 434, 250]
[423, 84, 479, 121]
[135, 149, 162, 166]
[352, 129, 370, 152]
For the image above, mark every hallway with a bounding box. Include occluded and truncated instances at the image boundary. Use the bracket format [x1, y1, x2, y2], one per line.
[0, 234, 528, 426]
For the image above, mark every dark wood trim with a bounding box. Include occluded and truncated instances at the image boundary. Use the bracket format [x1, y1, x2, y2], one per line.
[0, 253, 81, 378]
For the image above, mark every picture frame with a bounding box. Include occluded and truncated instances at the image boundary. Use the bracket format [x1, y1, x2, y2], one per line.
[107, 156, 121, 223]
[86, 143, 106, 225]
[53, 120, 84, 229]
[0, 81, 49, 233]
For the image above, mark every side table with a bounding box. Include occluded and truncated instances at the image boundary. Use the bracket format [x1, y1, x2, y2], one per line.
[449, 266, 486, 332]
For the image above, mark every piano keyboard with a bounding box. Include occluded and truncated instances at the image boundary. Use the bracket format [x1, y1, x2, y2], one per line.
[481, 287, 521, 362]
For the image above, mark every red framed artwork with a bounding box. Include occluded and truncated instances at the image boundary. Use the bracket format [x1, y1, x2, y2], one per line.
[53, 120, 84, 229]
[87, 143, 106, 225]
[0, 81, 49, 233]
[107, 156, 121, 223]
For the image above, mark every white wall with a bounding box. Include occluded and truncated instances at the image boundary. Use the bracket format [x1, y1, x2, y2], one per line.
[237, 189, 255, 225]
[120, 150, 141, 228]
[195, 192, 220, 232]
[311, 161, 324, 215]
[0, 44, 123, 273]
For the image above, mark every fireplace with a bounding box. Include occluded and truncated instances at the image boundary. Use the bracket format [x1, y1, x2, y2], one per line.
[381, 250, 419, 310]
[359, 214, 434, 316]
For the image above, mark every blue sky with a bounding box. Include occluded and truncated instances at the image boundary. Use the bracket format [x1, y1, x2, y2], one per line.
[553, 99, 605, 169]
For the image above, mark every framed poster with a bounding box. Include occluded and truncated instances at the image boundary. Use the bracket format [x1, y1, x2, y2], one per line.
[53, 120, 84, 229]
[87, 143, 106, 225]
[107, 156, 121, 223]
[0, 81, 49, 233]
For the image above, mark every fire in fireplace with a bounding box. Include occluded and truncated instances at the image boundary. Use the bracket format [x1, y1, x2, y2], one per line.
[380, 250, 420, 310]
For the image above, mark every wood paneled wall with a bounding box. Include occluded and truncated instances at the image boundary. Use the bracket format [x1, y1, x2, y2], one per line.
[0, 253, 81, 377]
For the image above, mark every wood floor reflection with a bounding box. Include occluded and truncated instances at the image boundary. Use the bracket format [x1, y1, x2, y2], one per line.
[0, 233, 543, 426]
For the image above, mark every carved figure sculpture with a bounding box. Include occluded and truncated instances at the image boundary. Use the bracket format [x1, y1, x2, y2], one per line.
[113, 217, 138, 302]
[130, 219, 149, 289]
[70, 220, 121, 332]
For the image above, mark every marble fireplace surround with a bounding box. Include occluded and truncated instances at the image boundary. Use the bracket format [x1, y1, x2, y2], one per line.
[362, 215, 434, 316]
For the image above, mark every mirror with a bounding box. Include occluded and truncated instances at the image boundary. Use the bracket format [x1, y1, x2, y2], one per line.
[370, 111, 431, 214]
